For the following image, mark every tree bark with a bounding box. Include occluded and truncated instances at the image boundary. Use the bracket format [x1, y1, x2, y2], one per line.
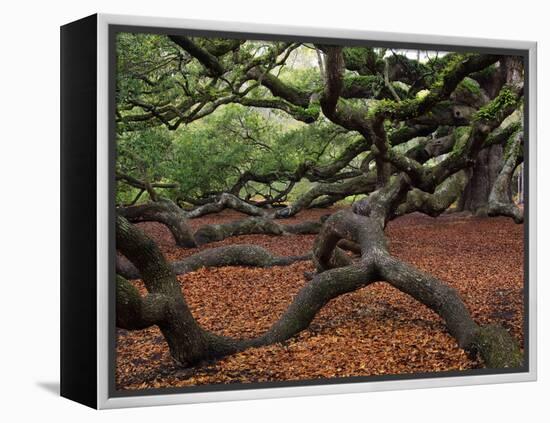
[458, 144, 503, 215]
[118, 199, 197, 247]
[116, 205, 522, 369]
[488, 131, 524, 223]
[186, 193, 275, 219]
[193, 216, 323, 245]
[118, 243, 311, 280]
[275, 174, 377, 218]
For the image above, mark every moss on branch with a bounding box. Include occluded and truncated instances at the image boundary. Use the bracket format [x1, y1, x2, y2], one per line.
[474, 86, 518, 123]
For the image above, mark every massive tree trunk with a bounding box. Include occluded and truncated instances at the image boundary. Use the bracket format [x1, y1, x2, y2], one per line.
[458, 144, 503, 215]
[458, 56, 523, 217]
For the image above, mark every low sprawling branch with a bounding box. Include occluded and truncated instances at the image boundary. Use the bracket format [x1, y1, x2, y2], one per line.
[118, 199, 196, 247]
[116, 199, 523, 369]
[168, 35, 225, 76]
[117, 243, 311, 280]
[393, 170, 470, 218]
[193, 216, 323, 245]
[185, 193, 275, 219]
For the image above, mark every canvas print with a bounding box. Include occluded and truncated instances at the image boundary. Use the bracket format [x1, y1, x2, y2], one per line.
[114, 30, 526, 392]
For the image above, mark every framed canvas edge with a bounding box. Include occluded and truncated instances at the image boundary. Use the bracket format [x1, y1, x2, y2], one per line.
[95, 13, 537, 409]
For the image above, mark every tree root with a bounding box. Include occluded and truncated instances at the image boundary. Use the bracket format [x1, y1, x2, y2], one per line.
[117, 244, 311, 280]
[194, 217, 322, 245]
[116, 209, 522, 369]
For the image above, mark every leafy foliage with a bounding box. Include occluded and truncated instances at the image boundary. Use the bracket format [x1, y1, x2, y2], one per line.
[115, 33, 522, 211]
[116, 100, 361, 204]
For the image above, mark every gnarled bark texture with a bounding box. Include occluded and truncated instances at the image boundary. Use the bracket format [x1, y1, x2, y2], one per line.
[186, 193, 275, 219]
[116, 208, 522, 368]
[458, 144, 503, 215]
[194, 216, 323, 245]
[117, 243, 310, 280]
[118, 199, 196, 248]
[488, 131, 524, 223]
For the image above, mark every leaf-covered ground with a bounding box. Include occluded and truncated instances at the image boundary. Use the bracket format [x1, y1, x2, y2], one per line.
[116, 209, 524, 391]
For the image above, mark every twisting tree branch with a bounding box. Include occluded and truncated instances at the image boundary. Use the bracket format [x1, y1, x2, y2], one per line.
[168, 35, 225, 76]
[488, 130, 524, 223]
[117, 205, 523, 369]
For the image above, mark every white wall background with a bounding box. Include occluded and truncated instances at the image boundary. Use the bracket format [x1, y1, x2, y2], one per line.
[0, 0, 547, 420]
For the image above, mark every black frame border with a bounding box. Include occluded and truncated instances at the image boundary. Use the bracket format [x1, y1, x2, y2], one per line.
[60, 13, 99, 409]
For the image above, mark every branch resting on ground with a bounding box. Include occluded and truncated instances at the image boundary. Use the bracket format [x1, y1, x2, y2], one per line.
[116, 209, 522, 369]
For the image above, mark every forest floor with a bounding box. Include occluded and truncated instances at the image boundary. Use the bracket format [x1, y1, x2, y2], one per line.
[116, 208, 524, 391]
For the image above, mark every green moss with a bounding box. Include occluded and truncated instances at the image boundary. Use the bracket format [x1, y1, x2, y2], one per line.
[342, 47, 381, 74]
[429, 100, 453, 115]
[343, 75, 383, 93]
[454, 125, 471, 140]
[484, 120, 522, 148]
[415, 89, 429, 100]
[387, 54, 426, 76]
[368, 97, 419, 119]
[391, 82, 409, 99]
[369, 55, 475, 120]
[291, 100, 321, 123]
[342, 47, 364, 64]
[199, 38, 242, 56]
[503, 128, 522, 162]
[457, 77, 482, 95]
[452, 126, 472, 153]
[304, 102, 321, 119]
[474, 86, 517, 122]
[473, 64, 497, 79]
[431, 54, 464, 87]
[474, 325, 523, 368]
[428, 53, 477, 95]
